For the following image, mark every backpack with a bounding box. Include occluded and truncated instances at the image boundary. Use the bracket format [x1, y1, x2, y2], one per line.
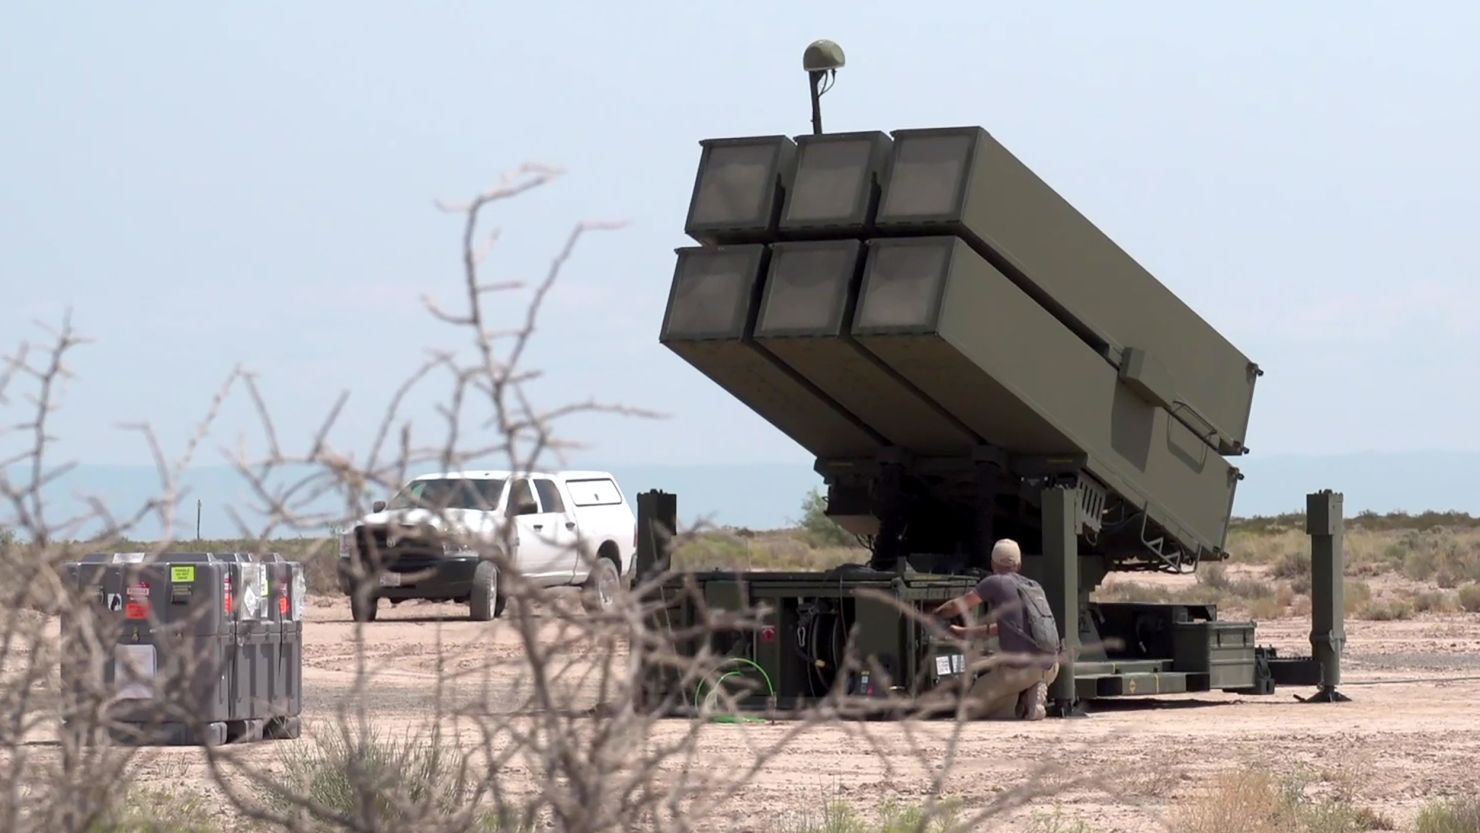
[1010, 573, 1062, 655]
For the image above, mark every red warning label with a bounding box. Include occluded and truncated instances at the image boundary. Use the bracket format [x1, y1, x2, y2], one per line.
[125, 581, 150, 618]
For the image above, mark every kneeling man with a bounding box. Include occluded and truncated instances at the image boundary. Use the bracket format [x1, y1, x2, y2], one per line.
[931, 538, 1061, 720]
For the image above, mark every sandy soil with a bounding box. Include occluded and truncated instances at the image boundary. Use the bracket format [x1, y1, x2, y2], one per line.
[51, 593, 1480, 832]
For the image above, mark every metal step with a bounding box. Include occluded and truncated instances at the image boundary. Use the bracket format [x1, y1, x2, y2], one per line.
[1075, 670, 1212, 698]
[1073, 659, 1174, 676]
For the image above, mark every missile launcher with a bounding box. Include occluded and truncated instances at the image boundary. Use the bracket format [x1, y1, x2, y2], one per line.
[642, 44, 1342, 716]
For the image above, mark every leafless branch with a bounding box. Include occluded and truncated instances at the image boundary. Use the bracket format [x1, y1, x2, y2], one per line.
[0, 163, 1110, 833]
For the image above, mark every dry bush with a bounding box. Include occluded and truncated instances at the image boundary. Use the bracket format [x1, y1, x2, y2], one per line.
[1343, 580, 1373, 617]
[1195, 564, 1288, 618]
[1354, 597, 1414, 622]
[0, 167, 1086, 833]
[254, 720, 500, 832]
[1092, 581, 1178, 605]
[1416, 796, 1480, 833]
[773, 798, 969, 833]
[1169, 768, 1372, 833]
[84, 786, 222, 833]
[1458, 582, 1480, 613]
[1272, 549, 1312, 581]
[1412, 590, 1457, 614]
[1397, 529, 1480, 586]
[1091, 565, 1289, 617]
[773, 798, 1091, 833]
[1246, 595, 1286, 621]
[1227, 514, 1480, 589]
[1276, 584, 1296, 609]
[1226, 527, 1306, 565]
[669, 529, 862, 572]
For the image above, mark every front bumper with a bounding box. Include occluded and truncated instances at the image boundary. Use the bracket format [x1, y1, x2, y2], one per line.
[337, 555, 482, 602]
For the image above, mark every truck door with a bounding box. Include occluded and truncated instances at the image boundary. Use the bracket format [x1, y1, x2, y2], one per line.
[506, 477, 566, 582]
[532, 477, 582, 582]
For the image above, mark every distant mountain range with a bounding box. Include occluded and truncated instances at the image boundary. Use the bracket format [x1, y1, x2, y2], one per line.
[4, 451, 1478, 540]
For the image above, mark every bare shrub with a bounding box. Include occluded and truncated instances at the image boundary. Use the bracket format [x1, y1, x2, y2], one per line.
[1343, 580, 1373, 616]
[670, 528, 862, 572]
[253, 721, 502, 832]
[1355, 598, 1414, 621]
[1416, 796, 1480, 833]
[1170, 768, 1370, 833]
[1459, 582, 1480, 613]
[1093, 581, 1176, 605]
[1272, 549, 1311, 580]
[78, 787, 223, 833]
[1275, 583, 1296, 609]
[1211, 571, 1278, 602]
[1247, 595, 1285, 621]
[1291, 572, 1313, 596]
[0, 165, 1090, 833]
[1412, 590, 1456, 614]
[774, 798, 968, 833]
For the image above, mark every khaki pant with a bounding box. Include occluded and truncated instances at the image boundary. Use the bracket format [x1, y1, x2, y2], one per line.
[966, 660, 1060, 720]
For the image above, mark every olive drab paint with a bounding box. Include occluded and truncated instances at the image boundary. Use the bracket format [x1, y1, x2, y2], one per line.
[663, 120, 1256, 564]
[642, 48, 1317, 720]
[645, 46, 1354, 717]
[59, 552, 304, 745]
[872, 126, 1260, 456]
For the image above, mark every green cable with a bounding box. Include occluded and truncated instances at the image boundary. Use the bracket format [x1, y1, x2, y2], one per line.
[695, 658, 774, 723]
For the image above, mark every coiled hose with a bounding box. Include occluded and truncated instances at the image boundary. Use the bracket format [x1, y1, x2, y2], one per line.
[694, 657, 774, 724]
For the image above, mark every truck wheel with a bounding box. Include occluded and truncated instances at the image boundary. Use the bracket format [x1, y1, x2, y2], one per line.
[469, 561, 506, 621]
[583, 557, 621, 614]
[350, 591, 378, 623]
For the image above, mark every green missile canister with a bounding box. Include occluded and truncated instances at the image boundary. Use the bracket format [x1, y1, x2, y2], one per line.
[752, 238, 978, 456]
[874, 126, 1260, 456]
[850, 236, 1240, 557]
[684, 136, 796, 245]
[659, 243, 883, 459]
[777, 131, 893, 238]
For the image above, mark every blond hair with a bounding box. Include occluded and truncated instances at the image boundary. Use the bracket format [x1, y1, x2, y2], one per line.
[991, 538, 1022, 570]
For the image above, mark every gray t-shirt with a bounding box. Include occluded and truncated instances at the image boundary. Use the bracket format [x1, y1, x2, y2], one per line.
[973, 573, 1048, 665]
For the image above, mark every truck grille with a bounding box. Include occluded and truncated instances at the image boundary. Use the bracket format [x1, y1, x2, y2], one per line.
[353, 524, 445, 572]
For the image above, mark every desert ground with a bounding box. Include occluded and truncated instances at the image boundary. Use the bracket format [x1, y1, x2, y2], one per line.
[94, 588, 1480, 833]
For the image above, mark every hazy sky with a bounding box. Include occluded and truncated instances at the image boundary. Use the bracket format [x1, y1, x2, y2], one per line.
[4, 2, 1479, 477]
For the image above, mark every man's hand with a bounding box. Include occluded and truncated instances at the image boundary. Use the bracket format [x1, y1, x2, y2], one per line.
[931, 590, 981, 620]
[949, 622, 996, 640]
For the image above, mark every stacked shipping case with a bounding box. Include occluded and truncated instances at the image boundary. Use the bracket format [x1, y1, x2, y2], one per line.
[60, 552, 304, 746]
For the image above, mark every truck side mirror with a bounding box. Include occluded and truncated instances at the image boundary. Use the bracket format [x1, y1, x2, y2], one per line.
[372, 500, 386, 513]
[515, 501, 539, 516]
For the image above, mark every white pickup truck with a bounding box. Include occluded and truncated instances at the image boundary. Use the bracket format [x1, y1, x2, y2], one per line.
[337, 470, 637, 622]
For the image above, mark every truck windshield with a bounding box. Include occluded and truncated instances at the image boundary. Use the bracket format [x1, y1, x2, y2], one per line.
[387, 478, 505, 511]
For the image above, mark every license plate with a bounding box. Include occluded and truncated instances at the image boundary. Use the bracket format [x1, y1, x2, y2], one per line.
[378, 572, 402, 587]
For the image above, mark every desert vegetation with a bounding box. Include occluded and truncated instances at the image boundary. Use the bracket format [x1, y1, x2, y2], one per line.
[3, 165, 1477, 833]
[0, 169, 1087, 833]
[12, 496, 1480, 623]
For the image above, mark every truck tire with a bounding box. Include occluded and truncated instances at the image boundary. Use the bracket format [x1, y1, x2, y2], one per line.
[583, 557, 621, 614]
[469, 561, 506, 621]
[350, 590, 378, 623]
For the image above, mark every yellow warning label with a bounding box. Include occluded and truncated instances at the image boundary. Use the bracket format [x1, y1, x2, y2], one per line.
[170, 566, 196, 583]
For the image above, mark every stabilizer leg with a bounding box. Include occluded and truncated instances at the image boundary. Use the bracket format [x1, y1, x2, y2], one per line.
[1042, 483, 1084, 718]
